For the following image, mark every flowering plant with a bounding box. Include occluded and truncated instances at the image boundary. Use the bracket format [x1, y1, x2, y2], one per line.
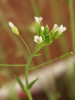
[34, 17, 66, 47]
[0, 17, 72, 100]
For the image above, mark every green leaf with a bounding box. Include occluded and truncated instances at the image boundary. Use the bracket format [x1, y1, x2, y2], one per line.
[28, 78, 38, 89]
[16, 76, 27, 93]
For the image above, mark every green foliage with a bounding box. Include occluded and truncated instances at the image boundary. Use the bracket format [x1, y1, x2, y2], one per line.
[28, 78, 38, 89]
[16, 76, 27, 93]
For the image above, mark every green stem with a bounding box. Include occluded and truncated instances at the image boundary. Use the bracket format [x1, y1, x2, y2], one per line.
[25, 47, 41, 87]
[19, 34, 31, 55]
[0, 64, 26, 67]
[69, 0, 75, 56]
[30, 0, 40, 16]
[25, 47, 41, 100]
[27, 89, 33, 100]
[29, 52, 72, 70]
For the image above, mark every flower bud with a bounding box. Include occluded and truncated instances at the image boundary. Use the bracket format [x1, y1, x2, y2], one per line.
[54, 31, 62, 39]
[44, 25, 49, 35]
[8, 22, 19, 35]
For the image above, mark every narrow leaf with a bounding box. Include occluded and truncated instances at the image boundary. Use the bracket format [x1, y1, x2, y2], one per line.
[16, 76, 27, 93]
[28, 78, 38, 89]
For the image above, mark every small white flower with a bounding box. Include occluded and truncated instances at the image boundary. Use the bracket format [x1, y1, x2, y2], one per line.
[41, 26, 44, 31]
[34, 35, 43, 44]
[56, 25, 67, 33]
[53, 24, 58, 32]
[34, 17, 43, 23]
[8, 22, 14, 28]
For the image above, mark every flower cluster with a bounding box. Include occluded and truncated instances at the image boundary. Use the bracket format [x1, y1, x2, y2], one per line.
[34, 17, 66, 46]
[8, 17, 66, 47]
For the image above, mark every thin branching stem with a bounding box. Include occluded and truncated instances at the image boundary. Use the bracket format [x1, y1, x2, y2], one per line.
[69, 0, 75, 56]
[0, 64, 26, 67]
[29, 52, 73, 70]
[19, 34, 31, 55]
[25, 47, 42, 100]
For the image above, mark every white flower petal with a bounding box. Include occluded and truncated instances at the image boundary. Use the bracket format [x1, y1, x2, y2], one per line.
[8, 22, 14, 28]
[34, 35, 43, 44]
[34, 17, 43, 23]
[56, 25, 66, 33]
[41, 26, 44, 31]
[53, 24, 57, 29]
[39, 36, 42, 41]
[34, 35, 39, 39]
[62, 27, 67, 32]
[39, 17, 43, 22]
[53, 24, 58, 32]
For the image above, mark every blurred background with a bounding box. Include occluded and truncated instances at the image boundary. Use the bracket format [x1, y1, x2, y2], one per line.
[0, 0, 75, 100]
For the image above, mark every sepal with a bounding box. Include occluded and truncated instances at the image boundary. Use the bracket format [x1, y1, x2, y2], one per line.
[12, 26, 19, 35]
